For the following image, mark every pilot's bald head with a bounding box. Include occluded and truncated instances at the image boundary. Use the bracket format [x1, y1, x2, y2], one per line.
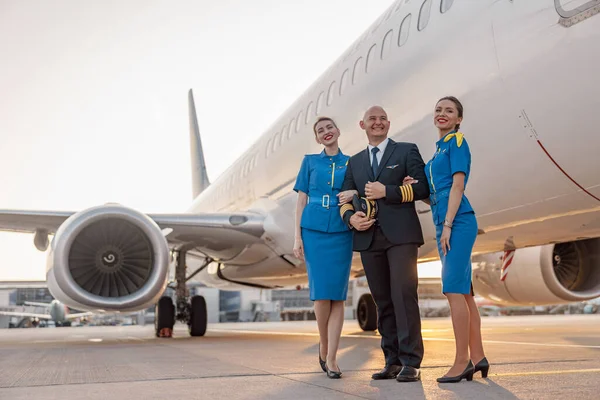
[363, 106, 387, 121]
[360, 105, 390, 141]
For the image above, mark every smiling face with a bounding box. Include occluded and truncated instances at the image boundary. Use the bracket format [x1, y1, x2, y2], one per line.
[313, 117, 340, 146]
[434, 97, 463, 134]
[360, 106, 390, 143]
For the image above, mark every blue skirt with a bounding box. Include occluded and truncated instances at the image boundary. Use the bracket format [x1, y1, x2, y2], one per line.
[435, 212, 478, 295]
[301, 228, 353, 301]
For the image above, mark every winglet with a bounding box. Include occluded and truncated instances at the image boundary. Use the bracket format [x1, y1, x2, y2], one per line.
[189, 89, 210, 198]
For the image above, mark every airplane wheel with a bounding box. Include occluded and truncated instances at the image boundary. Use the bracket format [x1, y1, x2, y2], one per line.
[155, 296, 175, 338]
[189, 295, 207, 337]
[357, 294, 377, 331]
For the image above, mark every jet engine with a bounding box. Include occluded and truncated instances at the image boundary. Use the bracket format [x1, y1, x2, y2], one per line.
[472, 238, 600, 305]
[46, 204, 170, 312]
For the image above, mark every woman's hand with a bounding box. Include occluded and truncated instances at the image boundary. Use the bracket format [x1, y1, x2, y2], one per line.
[440, 226, 451, 256]
[402, 175, 418, 186]
[337, 190, 358, 204]
[293, 237, 304, 260]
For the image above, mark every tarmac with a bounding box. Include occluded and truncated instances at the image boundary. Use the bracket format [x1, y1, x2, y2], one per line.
[0, 314, 599, 399]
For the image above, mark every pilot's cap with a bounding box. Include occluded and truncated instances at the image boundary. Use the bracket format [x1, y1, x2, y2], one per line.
[352, 194, 378, 220]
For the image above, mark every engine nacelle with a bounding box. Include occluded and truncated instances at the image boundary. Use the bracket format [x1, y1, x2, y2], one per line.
[46, 204, 170, 312]
[472, 238, 600, 305]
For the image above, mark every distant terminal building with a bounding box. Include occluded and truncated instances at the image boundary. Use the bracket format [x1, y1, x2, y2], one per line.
[0, 281, 52, 307]
[1, 277, 452, 328]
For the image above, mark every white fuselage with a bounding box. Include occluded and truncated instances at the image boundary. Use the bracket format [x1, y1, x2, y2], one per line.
[185, 1, 600, 287]
[48, 300, 67, 323]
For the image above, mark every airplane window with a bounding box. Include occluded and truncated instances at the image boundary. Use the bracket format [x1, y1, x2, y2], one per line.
[381, 29, 393, 60]
[327, 81, 337, 106]
[265, 139, 271, 157]
[440, 0, 454, 13]
[305, 102, 314, 124]
[339, 69, 349, 96]
[296, 110, 303, 131]
[418, 0, 432, 31]
[272, 132, 280, 152]
[288, 119, 295, 138]
[398, 14, 411, 46]
[279, 125, 287, 146]
[316, 91, 325, 115]
[352, 57, 364, 84]
[366, 44, 378, 73]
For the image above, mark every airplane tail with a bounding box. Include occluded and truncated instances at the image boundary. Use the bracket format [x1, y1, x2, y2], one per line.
[188, 89, 210, 198]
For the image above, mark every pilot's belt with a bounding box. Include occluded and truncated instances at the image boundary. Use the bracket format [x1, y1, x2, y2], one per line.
[308, 195, 338, 208]
[429, 190, 450, 206]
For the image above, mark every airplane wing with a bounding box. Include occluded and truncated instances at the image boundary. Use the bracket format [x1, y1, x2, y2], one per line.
[0, 311, 51, 320]
[24, 301, 52, 308]
[0, 210, 73, 234]
[0, 209, 266, 259]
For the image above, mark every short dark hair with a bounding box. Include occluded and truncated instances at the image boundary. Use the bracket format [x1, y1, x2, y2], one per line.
[436, 96, 464, 130]
[312, 117, 337, 135]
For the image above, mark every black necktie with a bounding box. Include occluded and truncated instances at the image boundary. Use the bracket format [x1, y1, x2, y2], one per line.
[371, 147, 380, 175]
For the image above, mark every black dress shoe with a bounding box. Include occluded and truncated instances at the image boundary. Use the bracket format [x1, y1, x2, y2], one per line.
[473, 357, 490, 378]
[437, 361, 474, 383]
[326, 364, 342, 379]
[396, 366, 421, 382]
[318, 345, 327, 373]
[372, 365, 402, 380]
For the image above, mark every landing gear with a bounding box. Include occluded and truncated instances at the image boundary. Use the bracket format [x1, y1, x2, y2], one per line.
[155, 249, 211, 338]
[155, 296, 175, 337]
[357, 294, 377, 331]
[189, 295, 207, 336]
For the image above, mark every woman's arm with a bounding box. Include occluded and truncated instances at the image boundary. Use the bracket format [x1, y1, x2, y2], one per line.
[295, 191, 308, 238]
[293, 191, 308, 260]
[439, 173, 465, 255]
[445, 173, 465, 224]
[337, 189, 358, 204]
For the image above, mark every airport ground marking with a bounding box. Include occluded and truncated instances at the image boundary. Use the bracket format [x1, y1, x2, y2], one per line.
[490, 368, 600, 377]
[209, 329, 600, 349]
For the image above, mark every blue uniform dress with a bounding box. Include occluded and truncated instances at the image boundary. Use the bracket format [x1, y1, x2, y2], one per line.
[293, 150, 353, 301]
[424, 132, 478, 295]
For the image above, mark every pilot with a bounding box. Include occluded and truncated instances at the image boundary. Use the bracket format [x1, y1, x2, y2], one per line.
[292, 116, 357, 379]
[420, 96, 489, 382]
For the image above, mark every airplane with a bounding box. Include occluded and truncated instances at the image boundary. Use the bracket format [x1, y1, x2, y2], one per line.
[0, 299, 92, 327]
[0, 0, 599, 337]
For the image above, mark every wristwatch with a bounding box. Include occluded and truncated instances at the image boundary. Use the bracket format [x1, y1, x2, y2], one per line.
[443, 219, 453, 228]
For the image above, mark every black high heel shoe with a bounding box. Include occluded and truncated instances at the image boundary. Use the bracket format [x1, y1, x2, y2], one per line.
[473, 357, 490, 378]
[437, 361, 474, 383]
[318, 344, 327, 373]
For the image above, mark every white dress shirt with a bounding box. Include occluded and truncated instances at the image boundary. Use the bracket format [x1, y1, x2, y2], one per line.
[367, 137, 389, 167]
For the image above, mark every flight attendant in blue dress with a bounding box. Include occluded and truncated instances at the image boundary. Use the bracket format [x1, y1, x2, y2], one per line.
[293, 116, 357, 379]
[424, 96, 489, 383]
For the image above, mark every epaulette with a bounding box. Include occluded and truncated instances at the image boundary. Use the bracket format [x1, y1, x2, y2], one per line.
[443, 132, 464, 147]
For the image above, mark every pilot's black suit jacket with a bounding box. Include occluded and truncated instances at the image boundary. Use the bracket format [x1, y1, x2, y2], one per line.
[340, 139, 430, 251]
